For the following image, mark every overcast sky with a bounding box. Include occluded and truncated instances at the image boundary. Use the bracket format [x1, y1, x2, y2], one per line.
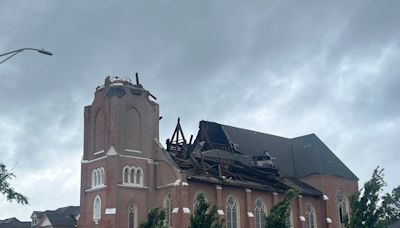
[1, 0, 399, 221]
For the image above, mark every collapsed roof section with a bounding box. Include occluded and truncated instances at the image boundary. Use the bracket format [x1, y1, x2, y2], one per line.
[165, 120, 358, 196]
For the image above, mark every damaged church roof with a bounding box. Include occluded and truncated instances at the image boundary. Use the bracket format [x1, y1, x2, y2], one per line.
[166, 120, 357, 196]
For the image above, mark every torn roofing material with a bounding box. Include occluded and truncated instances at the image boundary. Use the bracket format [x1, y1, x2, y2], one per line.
[166, 119, 358, 196]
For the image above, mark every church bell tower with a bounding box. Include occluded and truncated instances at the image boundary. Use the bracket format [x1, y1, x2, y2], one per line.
[79, 75, 159, 228]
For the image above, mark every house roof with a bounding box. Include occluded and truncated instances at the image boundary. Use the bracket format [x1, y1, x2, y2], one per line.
[43, 213, 77, 227]
[0, 217, 30, 228]
[32, 206, 79, 227]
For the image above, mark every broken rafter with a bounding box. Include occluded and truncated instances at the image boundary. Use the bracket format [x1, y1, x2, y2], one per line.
[172, 118, 186, 144]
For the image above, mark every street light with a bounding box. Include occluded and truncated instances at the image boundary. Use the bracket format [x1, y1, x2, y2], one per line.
[0, 48, 53, 64]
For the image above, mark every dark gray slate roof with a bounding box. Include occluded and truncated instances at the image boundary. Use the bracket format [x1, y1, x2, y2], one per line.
[291, 134, 358, 180]
[53, 206, 79, 216]
[0, 218, 30, 228]
[207, 121, 358, 180]
[35, 206, 79, 227]
[45, 213, 77, 227]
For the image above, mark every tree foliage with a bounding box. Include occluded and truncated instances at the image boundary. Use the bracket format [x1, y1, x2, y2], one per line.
[0, 162, 28, 204]
[382, 186, 400, 225]
[189, 193, 225, 228]
[139, 207, 168, 228]
[346, 167, 400, 228]
[265, 189, 298, 228]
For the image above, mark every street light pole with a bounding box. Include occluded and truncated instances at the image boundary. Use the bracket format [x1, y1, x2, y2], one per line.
[0, 48, 53, 64]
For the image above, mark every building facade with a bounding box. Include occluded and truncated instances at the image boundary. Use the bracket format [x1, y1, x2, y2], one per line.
[79, 77, 358, 228]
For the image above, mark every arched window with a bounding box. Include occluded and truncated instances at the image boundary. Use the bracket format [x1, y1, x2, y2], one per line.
[95, 169, 100, 186]
[193, 191, 208, 212]
[226, 195, 240, 228]
[128, 203, 138, 228]
[130, 167, 136, 184]
[93, 195, 101, 222]
[337, 190, 347, 227]
[100, 167, 105, 185]
[305, 203, 316, 228]
[94, 110, 105, 152]
[163, 193, 172, 227]
[123, 166, 130, 184]
[255, 197, 266, 228]
[122, 166, 144, 186]
[92, 170, 96, 187]
[92, 168, 105, 188]
[136, 167, 143, 186]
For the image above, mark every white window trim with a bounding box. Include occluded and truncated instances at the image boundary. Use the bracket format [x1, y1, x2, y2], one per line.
[128, 204, 138, 228]
[94, 150, 105, 155]
[93, 195, 101, 222]
[86, 185, 107, 192]
[305, 203, 317, 228]
[122, 166, 144, 186]
[82, 154, 154, 164]
[125, 149, 142, 153]
[164, 193, 173, 227]
[117, 184, 149, 189]
[226, 195, 240, 228]
[136, 167, 144, 186]
[91, 167, 105, 188]
[336, 189, 349, 226]
[255, 197, 267, 228]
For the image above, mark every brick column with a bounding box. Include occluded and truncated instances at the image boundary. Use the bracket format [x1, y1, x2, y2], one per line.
[181, 181, 190, 228]
[272, 192, 279, 205]
[147, 160, 156, 207]
[297, 195, 304, 228]
[216, 185, 224, 219]
[245, 189, 255, 228]
[78, 163, 88, 228]
[105, 154, 118, 228]
[172, 185, 180, 228]
[323, 195, 330, 228]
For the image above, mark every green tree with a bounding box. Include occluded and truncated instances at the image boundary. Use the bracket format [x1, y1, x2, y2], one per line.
[346, 167, 400, 228]
[189, 193, 225, 228]
[382, 186, 400, 225]
[139, 207, 168, 228]
[0, 163, 28, 204]
[265, 189, 298, 228]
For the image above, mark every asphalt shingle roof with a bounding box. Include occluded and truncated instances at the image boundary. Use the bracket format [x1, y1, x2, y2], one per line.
[0, 218, 30, 228]
[33, 206, 79, 227]
[205, 121, 358, 180]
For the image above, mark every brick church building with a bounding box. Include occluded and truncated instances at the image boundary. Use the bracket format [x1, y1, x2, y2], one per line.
[79, 76, 358, 228]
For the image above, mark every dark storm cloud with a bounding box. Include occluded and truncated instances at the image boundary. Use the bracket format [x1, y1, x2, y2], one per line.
[0, 0, 399, 220]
